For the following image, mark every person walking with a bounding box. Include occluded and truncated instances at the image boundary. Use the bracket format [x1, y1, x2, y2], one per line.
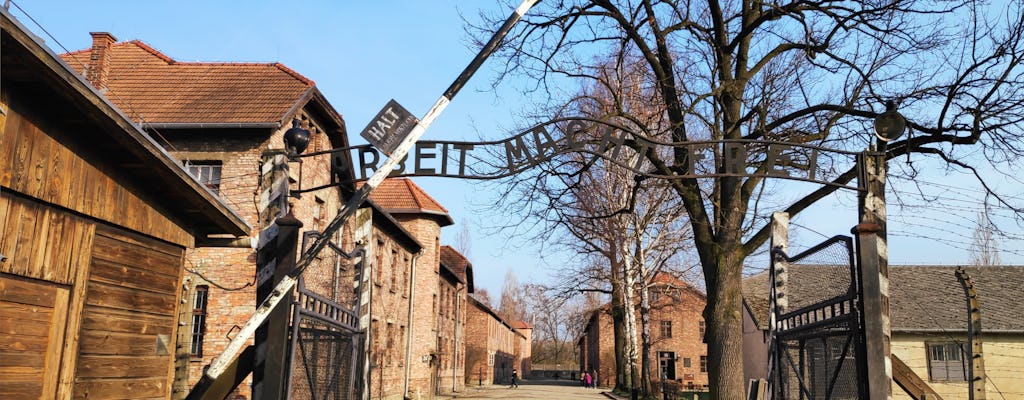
[583, 371, 593, 388]
[510, 369, 519, 388]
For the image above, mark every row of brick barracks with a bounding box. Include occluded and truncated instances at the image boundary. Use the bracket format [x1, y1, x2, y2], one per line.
[3, 25, 532, 400]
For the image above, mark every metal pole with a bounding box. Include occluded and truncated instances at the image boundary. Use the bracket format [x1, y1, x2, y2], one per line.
[854, 149, 893, 400]
[956, 267, 986, 400]
[187, 0, 539, 395]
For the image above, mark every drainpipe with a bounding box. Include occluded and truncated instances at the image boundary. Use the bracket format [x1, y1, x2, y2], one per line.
[403, 252, 423, 399]
[452, 284, 465, 393]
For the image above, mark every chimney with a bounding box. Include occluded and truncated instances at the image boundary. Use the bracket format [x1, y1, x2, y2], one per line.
[87, 32, 117, 91]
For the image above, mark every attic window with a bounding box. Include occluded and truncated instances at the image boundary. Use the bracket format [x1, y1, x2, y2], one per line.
[185, 161, 222, 195]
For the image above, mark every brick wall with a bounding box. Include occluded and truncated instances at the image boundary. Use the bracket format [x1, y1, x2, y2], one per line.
[390, 214, 443, 398]
[579, 281, 709, 390]
[170, 110, 343, 399]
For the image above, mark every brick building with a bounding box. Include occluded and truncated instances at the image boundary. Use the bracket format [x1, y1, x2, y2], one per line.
[364, 178, 454, 399]
[61, 33, 349, 398]
[578, 273, 708, 390]
[511, 321, 534, 377]
[464, 295, 532, 386]
[438, 246, 474, 394]
[61, 32, 484, 400]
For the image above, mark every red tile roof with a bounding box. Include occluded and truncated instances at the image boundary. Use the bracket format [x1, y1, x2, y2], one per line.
[440, 245, 470, 282]
[511, 321, 532, 330]
[360, 178, 453, 226]
[60, 40, 314, 125]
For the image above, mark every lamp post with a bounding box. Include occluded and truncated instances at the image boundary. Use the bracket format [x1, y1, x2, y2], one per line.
[856, 100, 904, 400]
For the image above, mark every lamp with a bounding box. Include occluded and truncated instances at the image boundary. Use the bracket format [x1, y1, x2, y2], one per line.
[283, 118, 311, 157]
[873, 100, 906, 142]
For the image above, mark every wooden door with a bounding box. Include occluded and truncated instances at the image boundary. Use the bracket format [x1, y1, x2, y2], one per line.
[0, 275, 70, 399]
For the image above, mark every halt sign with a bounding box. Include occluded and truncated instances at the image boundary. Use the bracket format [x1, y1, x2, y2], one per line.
[359, 99, 418, 155]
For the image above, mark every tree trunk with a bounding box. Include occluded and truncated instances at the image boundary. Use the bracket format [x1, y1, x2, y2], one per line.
[639, 277, 652, 397]
[703, 243, 746, 400]
[610, 259, 630, 392]
[621, 252, 640, 395]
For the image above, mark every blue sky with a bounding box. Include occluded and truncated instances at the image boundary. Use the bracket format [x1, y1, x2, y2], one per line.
[14, 1, 1023, 296]
[16, 0, 555, 297]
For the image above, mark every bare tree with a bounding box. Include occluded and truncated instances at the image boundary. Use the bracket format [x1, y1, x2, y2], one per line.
[473, 0, 1024, 396]
[453, 219, 473, 260]
[472, 288, 495, 309]
[970, 210, 1002, 266]
[500, 268, 529, 322]
[522, 284, 587, 368]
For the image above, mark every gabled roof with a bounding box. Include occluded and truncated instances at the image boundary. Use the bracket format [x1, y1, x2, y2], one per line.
[0, 10, 249, 238]
[361, 178, 453, 226]
[439, 245, 472, 290]
[60, 39, 315, 126]
[743, 265, 1024, 333]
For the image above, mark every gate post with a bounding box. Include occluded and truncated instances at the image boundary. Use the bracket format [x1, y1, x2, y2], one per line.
[254, 151, 302, 399]
[769, 212, 789, 396]
[855, 150, 893, 400]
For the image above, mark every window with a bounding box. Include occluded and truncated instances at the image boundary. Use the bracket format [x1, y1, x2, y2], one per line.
[660, 320, 673, 339]
[398, 326, 406, 366]
[184, 161, 222, 195]
[401, 255, 409, 296]
[313, 197, 325, 229]
[700, 356, 708, 373]
[927, 343, 967, 382]
[651, 291, 661, 304]
[658, 352, 676, 380]
[699, 320, 706, 343]
[190, 285, 209, 357]
[374, 240, 385, 286]
[683, 357, 691, 368]
[389, 250, 399, 292]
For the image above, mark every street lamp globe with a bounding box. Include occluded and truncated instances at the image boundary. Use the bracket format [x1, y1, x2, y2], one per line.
[873, 100, 906, 142]
[283, 118, 311, 157]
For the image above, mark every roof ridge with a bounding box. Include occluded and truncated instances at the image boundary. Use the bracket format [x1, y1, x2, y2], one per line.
[126, 40, 175, 64]
[405, 178, 448, 213]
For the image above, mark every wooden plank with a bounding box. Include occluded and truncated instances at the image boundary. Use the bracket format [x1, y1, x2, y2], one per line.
[26, 206, 51, 280]
[90, 258, 178, 295]
[0, 314, 51, 337]
[80, 306, 173, 335]
[84, 281, 176, 316]
[45, 136, 70, 205]
[95, 224, 184, 258]
[75, 355, 169, 379]
[0, 351, 44, 368]
[90, 235, 182, 277]
[0, 330, 49, 352]
[7, 199, 35, 276]
[56, 221, 95, 399]
[892, 353, 944, 400]
[0, 380, 43, 400]
[0, 105, 20, 186]
[25, 121, 54, 200]
[43, 286, 69, 398]
[9, 115, 38, 193]
[0, 275, 57, 307]
[72, 377, 168, 399]
[77, 329, 161, 357]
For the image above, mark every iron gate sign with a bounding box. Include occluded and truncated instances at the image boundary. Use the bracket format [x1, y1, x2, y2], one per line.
[302, 117, 863, 194]
[358, 99, 418, 155]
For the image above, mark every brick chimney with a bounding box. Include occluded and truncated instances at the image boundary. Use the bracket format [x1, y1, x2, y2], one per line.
[87, 32, 117, 91]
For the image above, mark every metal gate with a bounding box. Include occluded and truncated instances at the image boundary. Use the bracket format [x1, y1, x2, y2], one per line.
[285, 231, 365, 400]
[769, 235, 867, 399]
[287, 286, 364, 400]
